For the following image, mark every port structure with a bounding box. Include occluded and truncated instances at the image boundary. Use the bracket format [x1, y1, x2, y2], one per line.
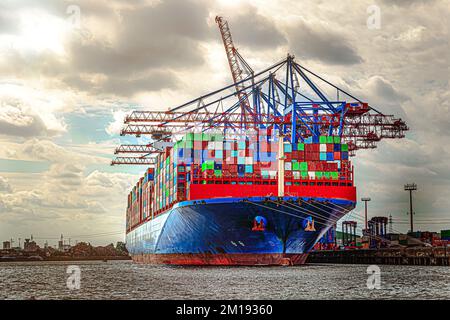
[361, 197, 371, 230]
[112, 16, 408, 166]
[404, 183, 417, 232]
[342, 221, 357, 247]
[368, 216, 389, 248]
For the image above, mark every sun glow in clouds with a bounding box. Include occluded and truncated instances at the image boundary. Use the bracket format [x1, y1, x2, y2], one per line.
[4, 9, 72, 55]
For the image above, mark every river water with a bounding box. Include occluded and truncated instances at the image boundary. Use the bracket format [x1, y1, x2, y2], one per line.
[0, 260, 449, 300]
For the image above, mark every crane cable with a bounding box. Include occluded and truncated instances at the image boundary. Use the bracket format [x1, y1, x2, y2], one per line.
[245, 200, 331, 228]
[247, 199, 391, 244]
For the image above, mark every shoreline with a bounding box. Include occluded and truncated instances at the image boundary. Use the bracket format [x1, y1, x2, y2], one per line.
[0, 256, 131, 262]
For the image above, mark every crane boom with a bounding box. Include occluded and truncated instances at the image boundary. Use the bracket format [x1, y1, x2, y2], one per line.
[215, 16, 255, 128]
[111, 157, 157, 166]
[114, 144, 164, 154]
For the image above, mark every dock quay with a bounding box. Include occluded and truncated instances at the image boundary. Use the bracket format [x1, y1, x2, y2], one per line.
[307, 247, 450, 266]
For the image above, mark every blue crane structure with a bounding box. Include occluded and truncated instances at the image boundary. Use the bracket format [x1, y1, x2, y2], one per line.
[112, 17, 408, 165]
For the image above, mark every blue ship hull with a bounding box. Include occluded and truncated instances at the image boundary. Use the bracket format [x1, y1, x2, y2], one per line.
[126, 196, 355, 265]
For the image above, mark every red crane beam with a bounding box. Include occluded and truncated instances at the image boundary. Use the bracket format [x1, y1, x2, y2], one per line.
[114, 145, 164, 154]
[111, 157, 157, 166]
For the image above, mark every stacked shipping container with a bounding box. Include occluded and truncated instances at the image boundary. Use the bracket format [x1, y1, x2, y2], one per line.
[126, 131, 353, 231]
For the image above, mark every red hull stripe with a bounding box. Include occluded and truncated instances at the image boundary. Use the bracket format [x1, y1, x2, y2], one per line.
[132, 253, 308, 266]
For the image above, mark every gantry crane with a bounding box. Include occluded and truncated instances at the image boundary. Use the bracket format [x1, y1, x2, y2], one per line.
[215, 16, 255, 128]
[111, 17, 408, 165]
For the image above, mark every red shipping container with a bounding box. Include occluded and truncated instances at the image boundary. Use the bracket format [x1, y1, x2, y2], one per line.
[326, 144, 334, 152]
[259, 141, 268, 152]
[258, 161, 270, 169]
[334, 152, 341, 160]
[194, 141, 203, 149]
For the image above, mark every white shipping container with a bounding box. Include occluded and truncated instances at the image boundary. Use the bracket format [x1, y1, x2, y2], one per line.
[268, 170, 277, 178]
[215, 141, 223, 150]
[320, 144, 327, 152]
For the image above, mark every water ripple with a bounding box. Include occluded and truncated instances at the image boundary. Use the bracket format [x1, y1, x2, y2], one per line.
[1, 261, 449, 300]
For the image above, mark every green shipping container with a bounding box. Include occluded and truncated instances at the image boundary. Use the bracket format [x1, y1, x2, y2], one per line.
[319, 136, 327, 144]
[327, 136, 334, 143]
[441, 230, 450, 237]
[185, 140, 193, 148]
[211, 133, 223, 141]
[316, 171, 323, 178]
[297, 143, 305, 151]
[300, 162, 308, 171]
[333, 136, 341, 143]
[292, 162, 300, 171]
[301, 171, 308, 178]
[202, 161, 214, 171]
[331, 172, 339, 180]
[185, 133, 194, 141]
[341, 144, 348, 151]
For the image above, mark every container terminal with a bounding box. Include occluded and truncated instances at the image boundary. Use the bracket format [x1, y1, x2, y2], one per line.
[308, 191, 450, 266]
[110, 16, 410, 266]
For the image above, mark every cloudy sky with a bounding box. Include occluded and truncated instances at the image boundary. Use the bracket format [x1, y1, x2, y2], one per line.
[0, 0, 448, 246]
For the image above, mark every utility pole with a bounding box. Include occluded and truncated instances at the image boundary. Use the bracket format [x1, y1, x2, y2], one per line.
[361, 197, 371, 230]
[404, 183, 417, 233]
[389, 214, 393, 234]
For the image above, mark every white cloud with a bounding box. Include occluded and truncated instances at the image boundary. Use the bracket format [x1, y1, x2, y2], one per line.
[0, 176, 13, 193]
[105, 110, 127, 136]
[0, 83, 68, 137]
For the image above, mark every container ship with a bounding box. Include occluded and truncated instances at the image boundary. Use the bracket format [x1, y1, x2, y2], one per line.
[124, 131, 356, 265]
[112, 17, 408, 265]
